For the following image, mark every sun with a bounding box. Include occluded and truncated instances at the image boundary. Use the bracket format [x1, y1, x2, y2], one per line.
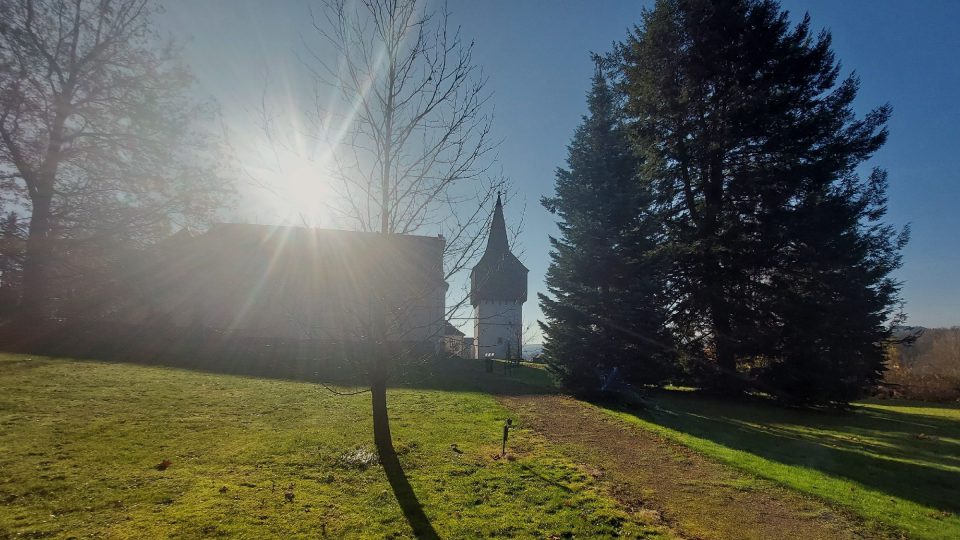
[278, 155, 334, 225]
[233, 135, 339, 228]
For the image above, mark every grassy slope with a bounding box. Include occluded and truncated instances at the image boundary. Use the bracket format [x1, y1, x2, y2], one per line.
[599, 391, 960, 540]
[0, 354, 670, 539]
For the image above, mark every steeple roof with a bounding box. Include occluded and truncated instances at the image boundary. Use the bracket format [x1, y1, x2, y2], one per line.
[470, 194, 528, 306]
[485, 194, 511, 255]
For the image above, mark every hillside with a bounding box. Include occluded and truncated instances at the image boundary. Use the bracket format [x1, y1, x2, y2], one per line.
[892, 327, 960, 374]
[887, 327, 960, 401]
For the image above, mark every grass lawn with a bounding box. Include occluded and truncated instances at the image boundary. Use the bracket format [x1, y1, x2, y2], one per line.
[600, 391, 960, 540]
[4, 351, 958, 539]
[0, 354, 670, 539]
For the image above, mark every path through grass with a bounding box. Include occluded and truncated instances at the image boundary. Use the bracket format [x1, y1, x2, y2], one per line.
[600, 391, 960, 540]
[500, 393, 880, 540]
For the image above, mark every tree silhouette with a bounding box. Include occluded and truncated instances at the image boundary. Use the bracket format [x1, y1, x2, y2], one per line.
[621, 0, 907, 402]
[0, 0, 232, 320]
[540, 59, 672, 395]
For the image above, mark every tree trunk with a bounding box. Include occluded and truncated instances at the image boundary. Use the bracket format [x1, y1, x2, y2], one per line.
[372, 340, 439, 538]
[375, 37, 396, 455]
[703, 148, 739, 389]
[20, 96, 67, 322]
[20, 191, 53, 321]
[371, 348, 393, 455]
[709, 294, 742, 396]
[711, 303, 735, 374]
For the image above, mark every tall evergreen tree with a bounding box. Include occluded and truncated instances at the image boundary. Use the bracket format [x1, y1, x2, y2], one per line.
[540, 61, 672, 395]
[620, 0, 907, 402]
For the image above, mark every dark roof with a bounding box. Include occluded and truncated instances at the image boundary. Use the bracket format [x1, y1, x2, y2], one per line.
[470, 195, 527, 305]
[442, 320, 465, 337]
[197, 223, 439, 283]
[201, 223, 446, 288]
[128, 224, 447, 334]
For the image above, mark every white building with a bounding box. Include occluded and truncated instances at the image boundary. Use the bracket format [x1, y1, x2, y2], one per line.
[470, 195, 528, 359]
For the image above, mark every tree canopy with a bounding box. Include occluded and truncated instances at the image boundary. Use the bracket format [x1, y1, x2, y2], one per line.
[0, 0, 232, 318]
[540, 60, 672, 395]
[541, 0, 907, 404]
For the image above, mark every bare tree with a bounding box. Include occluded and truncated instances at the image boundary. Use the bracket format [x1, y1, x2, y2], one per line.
[0, 0, 231, 319]
[295, 0, 503, 454]
[254, 0, 508, 534]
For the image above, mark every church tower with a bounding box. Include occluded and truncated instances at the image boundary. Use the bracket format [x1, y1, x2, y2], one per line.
[471, 194, 528, 359]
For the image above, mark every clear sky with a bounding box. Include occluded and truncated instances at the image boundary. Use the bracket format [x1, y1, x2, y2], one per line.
[159, 0, 960, 336]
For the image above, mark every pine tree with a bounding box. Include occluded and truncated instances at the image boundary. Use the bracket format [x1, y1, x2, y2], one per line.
[620, 0, 906, 402]
[761, 169, 908, 403]
[540, 60, 672, 395]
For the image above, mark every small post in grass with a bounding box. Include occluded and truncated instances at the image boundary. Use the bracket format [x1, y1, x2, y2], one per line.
[502, 418, 513, 456]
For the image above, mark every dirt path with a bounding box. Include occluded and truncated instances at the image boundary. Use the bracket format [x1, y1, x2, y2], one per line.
[498, 393, 883, 540]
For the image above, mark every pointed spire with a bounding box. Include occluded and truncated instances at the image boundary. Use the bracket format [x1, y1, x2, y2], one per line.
[471, 191, 527, 306]
[486, 193, 509, 255]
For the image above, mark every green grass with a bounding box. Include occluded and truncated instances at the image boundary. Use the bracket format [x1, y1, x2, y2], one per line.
[486, 359, 557, 388]
[600, 391, 960, 540]
[6, 351, 957, 539]
[0, 354, 670, 539]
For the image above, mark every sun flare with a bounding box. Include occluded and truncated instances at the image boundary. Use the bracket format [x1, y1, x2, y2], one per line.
[235, 141, 338, 227]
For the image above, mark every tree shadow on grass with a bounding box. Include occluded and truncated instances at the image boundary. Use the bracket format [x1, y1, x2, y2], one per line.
[379, 445, 440, 539]
[616, 390, 960, 514]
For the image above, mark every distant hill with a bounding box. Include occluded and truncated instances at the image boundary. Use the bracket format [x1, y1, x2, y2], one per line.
[886, 327, 960, 401]
[891, 327, 960, 374]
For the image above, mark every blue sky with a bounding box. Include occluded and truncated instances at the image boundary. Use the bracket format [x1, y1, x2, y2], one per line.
[161, 0, 960, 335]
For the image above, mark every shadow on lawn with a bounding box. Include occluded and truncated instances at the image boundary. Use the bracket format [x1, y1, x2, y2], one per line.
[622, 391, 960, 514]
[0, 320, 555, 397]
[0, 337, 552, 397]
[380, 446, 440, 539]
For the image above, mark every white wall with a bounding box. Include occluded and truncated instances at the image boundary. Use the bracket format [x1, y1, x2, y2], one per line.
[473, 300, 522, 359]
